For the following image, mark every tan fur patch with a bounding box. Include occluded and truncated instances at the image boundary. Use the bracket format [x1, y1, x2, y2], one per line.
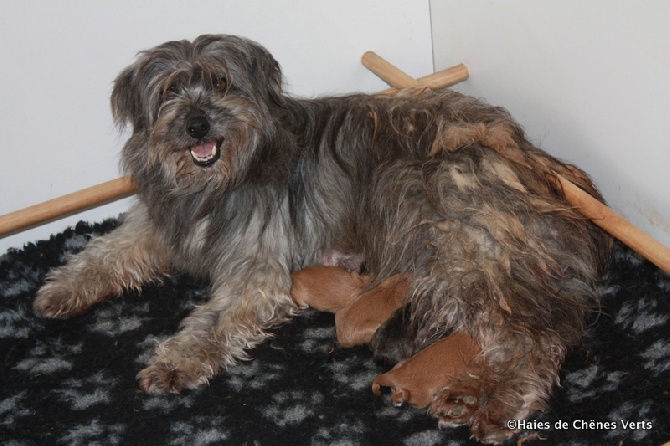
[430, 122, 518, 156]
[482, 158, 528, 193]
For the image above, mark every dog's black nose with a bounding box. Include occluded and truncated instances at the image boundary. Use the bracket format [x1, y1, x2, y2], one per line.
[185, 115, 211, 139]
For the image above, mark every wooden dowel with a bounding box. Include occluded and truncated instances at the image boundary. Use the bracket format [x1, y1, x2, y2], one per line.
[364, 51, 469, 94]
[417, 64, 469, 89]
[557, 175, 670, 274]
[362, 51, 423, 89]
[365, 51, 670, 275]
[0, 175, 135, 237]
[377, 64, 470, 95]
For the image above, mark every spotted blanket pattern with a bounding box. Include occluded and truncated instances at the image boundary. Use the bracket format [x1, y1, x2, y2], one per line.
[1, 220, 669, 445]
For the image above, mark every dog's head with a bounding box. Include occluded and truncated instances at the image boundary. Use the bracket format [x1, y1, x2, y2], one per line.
[112, 35, 285, 193]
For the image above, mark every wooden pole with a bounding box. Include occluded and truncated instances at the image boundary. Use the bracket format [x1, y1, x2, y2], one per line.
[362, 51, 469, 92]
[557, 175, 670, 274]
[361, 51, 423, 88]
[363, 51, 670, 275]
[416, 64, 469, 89]
[0, 176, 135, 237]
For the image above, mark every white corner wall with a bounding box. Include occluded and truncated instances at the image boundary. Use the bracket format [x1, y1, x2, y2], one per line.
[431, 0, 670, 247]
[0, 0, 434, 253]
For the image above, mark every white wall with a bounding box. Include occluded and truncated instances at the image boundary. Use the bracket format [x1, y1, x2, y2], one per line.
[0, 0, 434, 253]
[431, 0, 670, 247]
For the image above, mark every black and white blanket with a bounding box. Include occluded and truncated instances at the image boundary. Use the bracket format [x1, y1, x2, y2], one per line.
[1, 220, 668, 445]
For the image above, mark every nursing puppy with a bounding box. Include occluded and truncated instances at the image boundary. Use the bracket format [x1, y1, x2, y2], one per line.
[290, 265, 407, 347]
[33, 35, 611, 443]
[290, 266, 483, 412]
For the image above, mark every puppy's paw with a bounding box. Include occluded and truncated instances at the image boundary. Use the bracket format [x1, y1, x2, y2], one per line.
[371, 373, 416, 407]
[371, 332, 481, 409]
[137, 359, 214, 394]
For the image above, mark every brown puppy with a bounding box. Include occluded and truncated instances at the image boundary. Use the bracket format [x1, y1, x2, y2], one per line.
[290, 265, 366, 313]
[372, 332, 482, 409]
[291, 265, 483, 411]
[290, 265, 406, 346]
[336, 274, 407, 347]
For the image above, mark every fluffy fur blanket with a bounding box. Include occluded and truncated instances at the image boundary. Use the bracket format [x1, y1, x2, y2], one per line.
[1, 220, 668, 445]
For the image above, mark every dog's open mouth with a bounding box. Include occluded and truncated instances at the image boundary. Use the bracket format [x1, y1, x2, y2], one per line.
[189, 141, 221, 166]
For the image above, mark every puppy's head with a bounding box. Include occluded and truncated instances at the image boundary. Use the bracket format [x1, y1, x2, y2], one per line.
[112, 35, 285, 193]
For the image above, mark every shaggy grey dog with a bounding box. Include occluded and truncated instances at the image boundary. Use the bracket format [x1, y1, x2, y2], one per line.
[34, 35, 611, 443]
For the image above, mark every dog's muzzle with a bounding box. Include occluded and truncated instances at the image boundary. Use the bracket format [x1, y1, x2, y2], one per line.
[185, 114, 221, 166]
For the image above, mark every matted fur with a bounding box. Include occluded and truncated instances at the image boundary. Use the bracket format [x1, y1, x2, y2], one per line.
[33, 35, 611, 444]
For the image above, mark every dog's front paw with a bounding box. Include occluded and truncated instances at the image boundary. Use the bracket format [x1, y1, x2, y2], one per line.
[137, 358, 215, 394]
[34, 280, 87, 319]
[34, 262, 126, 318]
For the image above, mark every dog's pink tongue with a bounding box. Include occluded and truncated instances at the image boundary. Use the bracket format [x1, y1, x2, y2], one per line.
[191, 141, 216, 158]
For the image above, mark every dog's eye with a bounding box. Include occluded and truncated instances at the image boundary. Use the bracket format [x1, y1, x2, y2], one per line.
[163, 85, 180, 101]
[214, 75, 228, 91]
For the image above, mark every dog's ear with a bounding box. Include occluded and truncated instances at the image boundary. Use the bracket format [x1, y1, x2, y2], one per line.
[252, 52, 285, 107]
[230, 36, 285, 107]
[111, 64, 146, 131]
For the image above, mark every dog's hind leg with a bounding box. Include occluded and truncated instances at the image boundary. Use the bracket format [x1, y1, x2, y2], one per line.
[364, 148, 604, 443]
[34, 204, 172, 318]
[405, 221, 582, 443]
[428, 331, 567, 444]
